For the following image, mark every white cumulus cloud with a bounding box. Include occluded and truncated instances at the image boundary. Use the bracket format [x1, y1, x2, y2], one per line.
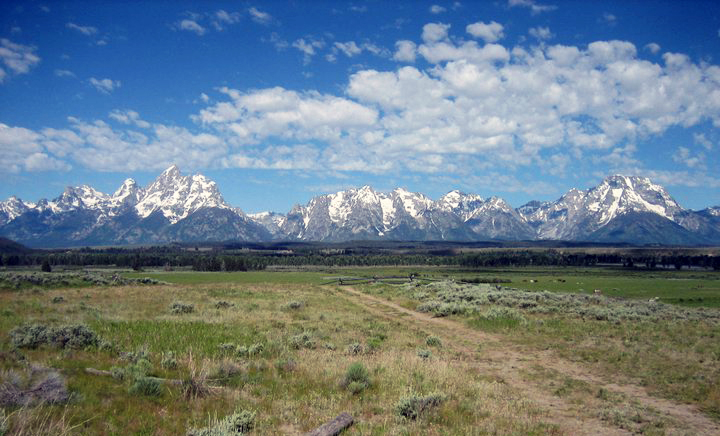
[393, 40, 417, 62]
[529, 26, 553, 40]
[422, 23, 451, 43]
[466, 21, 504, 43]
[645, 43, 661, 54]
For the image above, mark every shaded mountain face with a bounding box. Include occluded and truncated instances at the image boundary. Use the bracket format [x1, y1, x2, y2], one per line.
[586, 211, 707, 245]
[1, 169, 718, 247]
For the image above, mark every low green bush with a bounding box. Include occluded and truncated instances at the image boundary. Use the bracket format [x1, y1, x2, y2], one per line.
[425, 335, 442, 347]
[341, 362, 370, 394]
[129, 377, 162, 397]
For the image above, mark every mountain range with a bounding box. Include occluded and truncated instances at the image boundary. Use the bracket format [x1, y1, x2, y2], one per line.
[1, 165, 719, 248]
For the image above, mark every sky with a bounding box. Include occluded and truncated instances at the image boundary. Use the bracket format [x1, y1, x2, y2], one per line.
[1, 0, 720, 214]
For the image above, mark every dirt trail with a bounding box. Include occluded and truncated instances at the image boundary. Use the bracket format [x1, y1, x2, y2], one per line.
[336, 286, 720, 436]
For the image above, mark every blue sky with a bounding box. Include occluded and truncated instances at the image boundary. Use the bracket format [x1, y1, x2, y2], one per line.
[1, 0, 719, 213]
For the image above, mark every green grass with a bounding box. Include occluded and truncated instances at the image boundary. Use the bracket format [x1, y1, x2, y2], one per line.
[336, 265, 720, 307]
[122, 270, 329, 285]
[2, 266, 719, 434]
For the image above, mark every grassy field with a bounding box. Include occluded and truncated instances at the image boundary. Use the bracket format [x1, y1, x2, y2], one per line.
[0, 267, 719, 435]
[125, 266, 720, 307]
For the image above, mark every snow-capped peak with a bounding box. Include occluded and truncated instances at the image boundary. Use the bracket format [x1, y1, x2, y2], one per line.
[0, 196, 31, 222]
[249, 211, 286, 235]
[588, 174, 681, 224]
[134, 165, 229, 223]
[55, 185, 110, 212]
[436, 190, 485, 220]
[113, 178, 139, 198]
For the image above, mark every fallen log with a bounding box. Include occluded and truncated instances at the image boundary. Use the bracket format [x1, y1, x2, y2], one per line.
[84, 368, 183, 386]
[303, 412, 354, 436]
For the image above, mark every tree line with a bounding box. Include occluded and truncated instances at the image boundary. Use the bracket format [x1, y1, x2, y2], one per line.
[1, 248, 719, 271]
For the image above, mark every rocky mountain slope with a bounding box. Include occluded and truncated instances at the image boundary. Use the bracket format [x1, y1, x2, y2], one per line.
[1, 167, 718, 247]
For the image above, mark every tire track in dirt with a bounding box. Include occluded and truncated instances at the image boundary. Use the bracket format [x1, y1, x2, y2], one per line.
[335, 286, 720, 436]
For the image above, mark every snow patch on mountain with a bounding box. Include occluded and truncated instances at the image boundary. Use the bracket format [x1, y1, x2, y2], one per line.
[248, 211, 286, 235]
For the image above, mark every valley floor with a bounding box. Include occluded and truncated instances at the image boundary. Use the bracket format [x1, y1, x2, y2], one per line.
[0, 267, 718, 435]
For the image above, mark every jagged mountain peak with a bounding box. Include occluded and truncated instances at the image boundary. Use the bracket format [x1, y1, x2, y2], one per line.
[135, 165, 229, 223]
[114, 178, 138, 193]
[162, 164, 181, 176]
[586, 174, 681, 223]
[436, 190, 485, 219]
[55, 185, 109, 211]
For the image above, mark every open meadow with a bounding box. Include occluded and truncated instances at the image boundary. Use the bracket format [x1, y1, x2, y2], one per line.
[0, 266, 719, 435]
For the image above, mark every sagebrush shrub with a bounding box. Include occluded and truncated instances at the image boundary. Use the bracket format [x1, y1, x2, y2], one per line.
[110, 366, 125, 381]
[99, 340, 116, 353]
[346, 342, 364, 355]
[218, 343, 236, 354]
[120, 347, 150, 363]
[215, 301, 234, 309]
[170, 302, 194, 314]
[212, 359, 243, 380]
[187, 409, 256, 435]
[161, 351, 178, 370]
[248, 343, 264, 356]
[274, 358, 297, 373]
[417, 349, 432, 359]
[9, 324, 99, 350]
[284, 301, 304, 310]
[0, 365, 69, 407]
[290, 332, 315, 349]
[395, 392, 446, 419]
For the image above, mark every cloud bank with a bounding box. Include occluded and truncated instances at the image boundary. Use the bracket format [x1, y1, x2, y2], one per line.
[2, 22, 720, 191]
